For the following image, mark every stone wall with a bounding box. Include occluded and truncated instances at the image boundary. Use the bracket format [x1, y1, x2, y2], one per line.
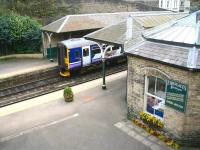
[190, 0, 200, 12]
[183, 71, 200, 146]
[127, 56, 200, 146]
[60, 0, 163, 14]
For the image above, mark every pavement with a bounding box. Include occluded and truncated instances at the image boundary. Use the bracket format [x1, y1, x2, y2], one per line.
[0, 57, 57, 79]
[0, 71, 171, 150]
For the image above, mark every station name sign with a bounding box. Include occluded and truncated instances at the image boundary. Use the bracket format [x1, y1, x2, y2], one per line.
[165, 80, 188, 113]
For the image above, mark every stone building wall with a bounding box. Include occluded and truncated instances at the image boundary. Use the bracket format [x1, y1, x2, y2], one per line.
[183, 71, 200, 146]
[127, 56, 200, 146]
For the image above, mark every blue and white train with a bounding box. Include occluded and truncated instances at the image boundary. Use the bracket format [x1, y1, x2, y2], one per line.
[57, 38, 124, 77]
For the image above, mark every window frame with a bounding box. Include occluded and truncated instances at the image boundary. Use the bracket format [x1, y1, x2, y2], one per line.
[83, 48, 89, 57]
[92, 47, 101, 55]
[144, 76, 167, 119]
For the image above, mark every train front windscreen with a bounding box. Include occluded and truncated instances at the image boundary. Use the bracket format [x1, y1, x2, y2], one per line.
[57, 43, 67, 71]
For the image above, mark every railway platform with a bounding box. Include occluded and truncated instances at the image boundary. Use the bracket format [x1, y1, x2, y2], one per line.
[0, 71, 176, 150]
[0, 56, 57, 80]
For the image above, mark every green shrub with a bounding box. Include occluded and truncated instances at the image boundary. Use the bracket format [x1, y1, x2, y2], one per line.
[64, 86, 73, 95]
[0, 14, 41, 55]
[63, 86, 73, 102]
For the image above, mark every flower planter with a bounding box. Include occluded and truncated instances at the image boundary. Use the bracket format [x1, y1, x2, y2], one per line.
[63, 86, 74, 102]
[64, 94, 73, 102]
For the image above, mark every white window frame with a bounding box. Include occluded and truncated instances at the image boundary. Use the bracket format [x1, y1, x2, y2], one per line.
[144, 76, 166, 119]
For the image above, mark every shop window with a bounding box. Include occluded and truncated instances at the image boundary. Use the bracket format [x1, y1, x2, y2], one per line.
[83, 48, 89, 57]
[145, 76, 166, 118]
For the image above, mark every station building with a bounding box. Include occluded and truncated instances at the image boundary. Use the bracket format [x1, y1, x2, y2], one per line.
[85, 10, 200, 146]
[125, 11, 200, 146]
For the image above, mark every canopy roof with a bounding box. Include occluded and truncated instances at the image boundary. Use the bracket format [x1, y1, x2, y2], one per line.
[42, 11, 185, 33]
[143, 10, 200, 46]
[126, 41, 200, 70]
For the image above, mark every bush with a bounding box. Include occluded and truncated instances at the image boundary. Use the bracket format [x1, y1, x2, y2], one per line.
[63, 86, 73, 102]
[0, 14, 41, 55]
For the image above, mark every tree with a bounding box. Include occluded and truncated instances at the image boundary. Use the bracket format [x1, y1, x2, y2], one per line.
[0, 0, 79, 24]
[0, 14, 42, 54]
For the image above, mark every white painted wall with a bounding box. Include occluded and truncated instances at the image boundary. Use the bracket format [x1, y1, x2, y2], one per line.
[159, 0, 190, 12]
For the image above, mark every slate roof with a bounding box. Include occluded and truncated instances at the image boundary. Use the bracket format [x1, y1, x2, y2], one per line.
[134, 14, 185, 28]
[85, 19, 144, 48]
[126, 41, 200, 70]
[42, 11, 186, 33]
[84, 12, 186, 50]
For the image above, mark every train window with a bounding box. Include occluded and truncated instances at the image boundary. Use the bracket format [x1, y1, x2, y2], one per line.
[75, 51, 80, 58]
[106, 47, 111, 52]
[83, 48, 89, 56]
[92, 48, 101, 55]
[112, 46, 120, 50]
[102, 44, 108, 50]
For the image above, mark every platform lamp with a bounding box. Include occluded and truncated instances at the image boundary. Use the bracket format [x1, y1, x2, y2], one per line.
[97, 44, 112, 90]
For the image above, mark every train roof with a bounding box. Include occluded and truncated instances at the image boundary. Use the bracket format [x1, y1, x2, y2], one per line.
[59, 38, 97, 49]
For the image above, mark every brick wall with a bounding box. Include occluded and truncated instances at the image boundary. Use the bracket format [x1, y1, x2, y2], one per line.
[127, 56, 200, 146]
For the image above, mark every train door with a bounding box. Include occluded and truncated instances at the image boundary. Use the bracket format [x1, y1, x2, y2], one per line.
[82, 46, 91, 66]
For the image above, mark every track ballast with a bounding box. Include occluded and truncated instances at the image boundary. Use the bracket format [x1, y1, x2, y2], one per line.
[0, 63, 127, 107]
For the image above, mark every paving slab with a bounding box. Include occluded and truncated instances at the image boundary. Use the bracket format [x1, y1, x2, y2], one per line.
[115, 120, 172, 150]
[0, 58, 57, 79]
[0, 71, 151, 150]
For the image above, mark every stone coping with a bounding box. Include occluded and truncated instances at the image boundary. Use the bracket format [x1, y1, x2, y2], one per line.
[0, 63, 57, 80]
[0, 54, 43, 60]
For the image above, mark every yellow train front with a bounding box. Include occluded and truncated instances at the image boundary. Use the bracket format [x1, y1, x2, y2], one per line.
[57, 38, 124, 77]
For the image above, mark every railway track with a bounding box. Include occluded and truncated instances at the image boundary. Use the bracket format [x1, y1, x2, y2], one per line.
[0, 63, 127, 107]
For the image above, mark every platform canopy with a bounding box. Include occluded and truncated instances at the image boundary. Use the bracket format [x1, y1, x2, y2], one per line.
[41, 11, 185, 33]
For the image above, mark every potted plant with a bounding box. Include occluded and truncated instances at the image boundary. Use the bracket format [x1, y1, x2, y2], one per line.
[63, 86, 74, 102]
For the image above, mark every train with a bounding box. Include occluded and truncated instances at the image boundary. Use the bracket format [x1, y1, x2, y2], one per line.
[57, 38, 125, 77]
